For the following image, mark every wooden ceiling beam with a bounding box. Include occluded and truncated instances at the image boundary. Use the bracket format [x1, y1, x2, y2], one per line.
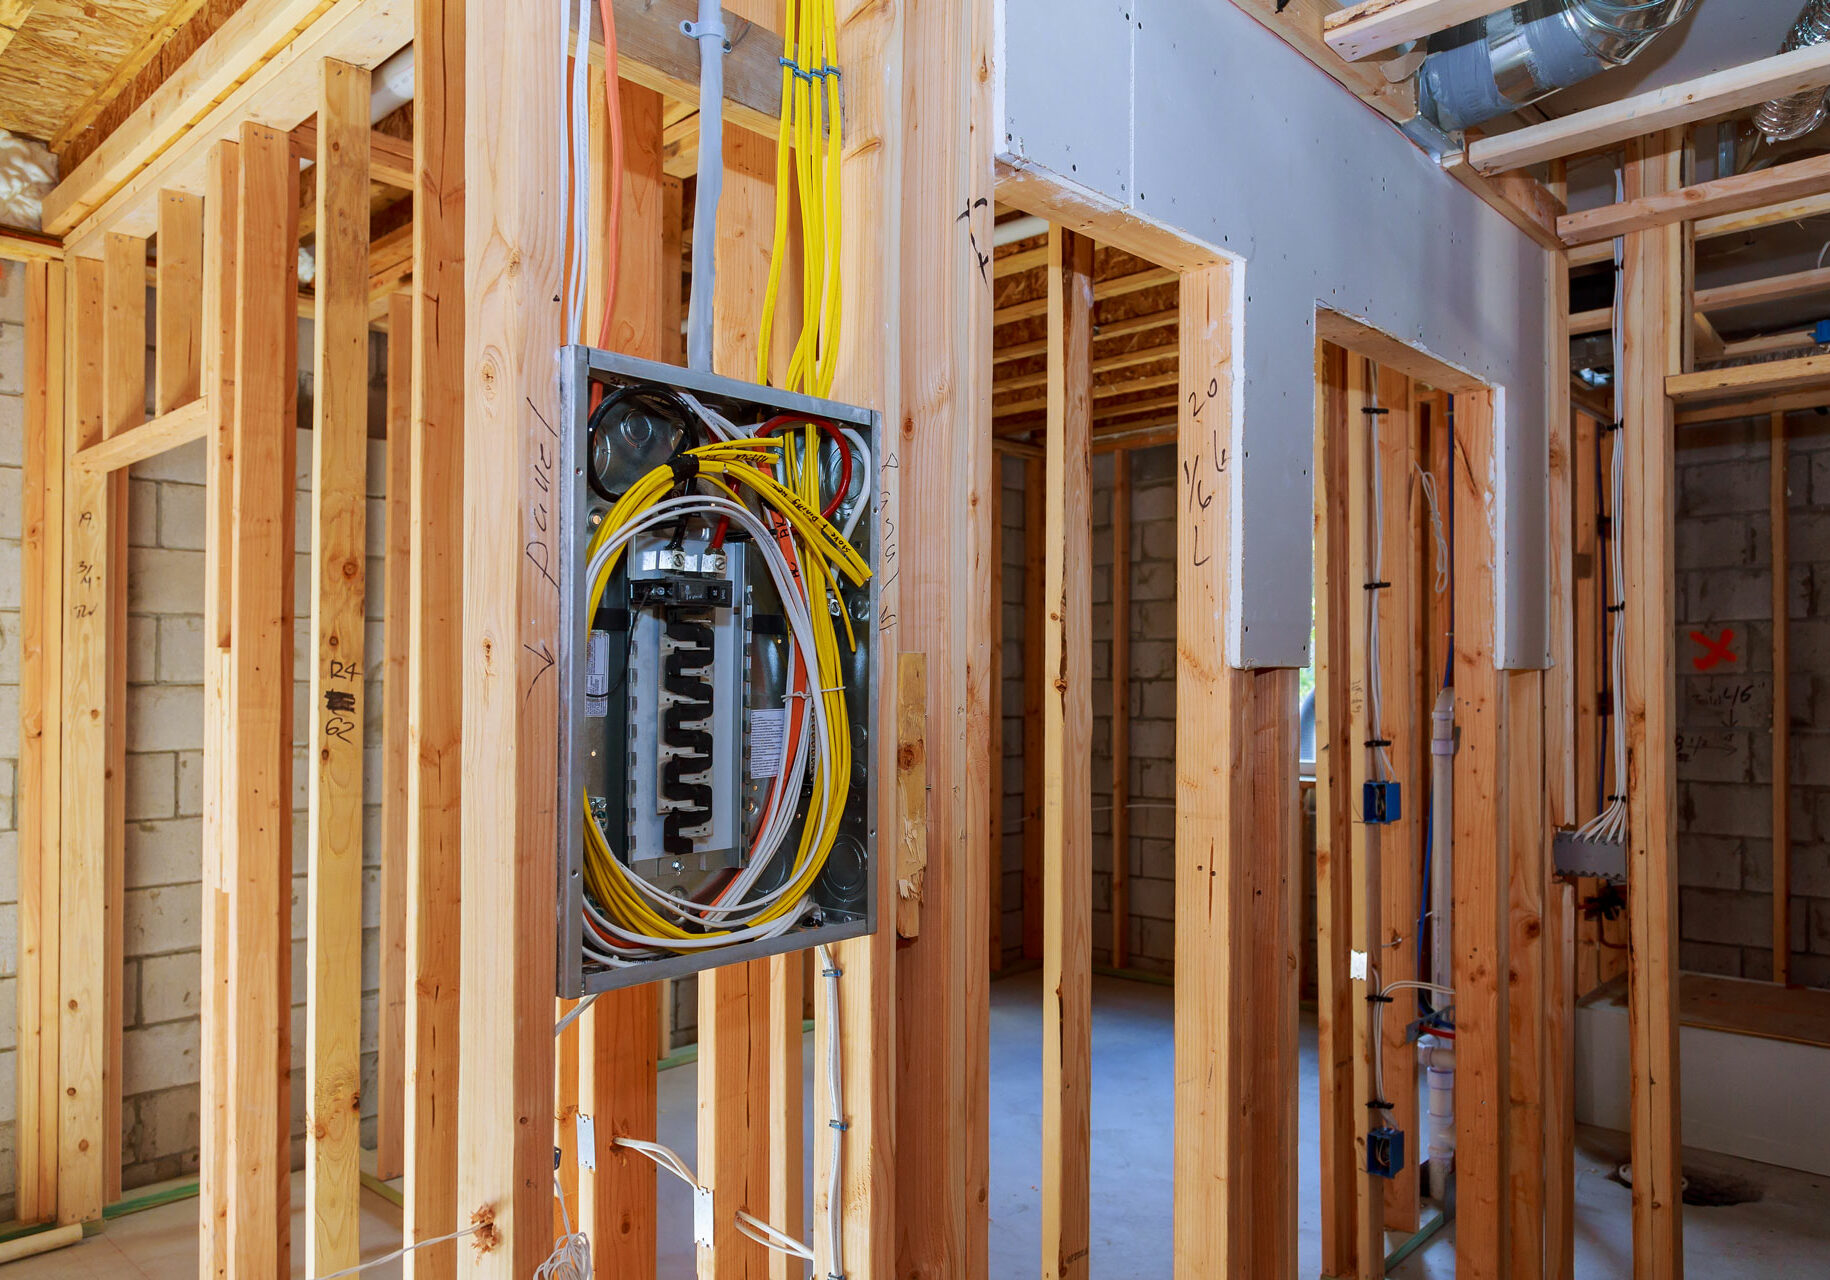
[1323, 0, 1514, 63]
[1560, 151, 1830, 246]
[1666, 352, 1830, 403]
[1568, 187, 1830, 268]
[1462, 43, 1830, 175]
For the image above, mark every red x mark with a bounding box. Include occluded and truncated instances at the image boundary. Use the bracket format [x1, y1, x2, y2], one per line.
[1690, 628, 1737, 671]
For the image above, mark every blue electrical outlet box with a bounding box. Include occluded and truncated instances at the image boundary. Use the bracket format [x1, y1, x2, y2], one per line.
[1814, 318, 1830, 346]
[1368, 1126, 1405, 1179]
[1363, 780, 1401, 825]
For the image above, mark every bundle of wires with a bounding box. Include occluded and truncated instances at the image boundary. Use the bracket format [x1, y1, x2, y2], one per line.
[1577, 173, 1631, 850]
[757, 0, 844, 395]
[578, 410, 872, 966]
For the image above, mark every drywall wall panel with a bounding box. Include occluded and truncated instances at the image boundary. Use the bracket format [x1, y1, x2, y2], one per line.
[997, 0, 1553, 669]
[997, 0, 1134, 207]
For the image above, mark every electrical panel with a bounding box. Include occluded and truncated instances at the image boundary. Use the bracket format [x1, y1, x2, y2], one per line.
[555, 348, 880, 997]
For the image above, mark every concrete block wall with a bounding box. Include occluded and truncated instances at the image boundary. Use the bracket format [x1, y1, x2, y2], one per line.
[1674, 415, 1830, 988]
[993, 445, 1179, 972]
[0, 258, 395, 1217]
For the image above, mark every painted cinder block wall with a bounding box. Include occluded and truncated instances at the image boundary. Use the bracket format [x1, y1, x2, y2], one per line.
[1674, 414, 1830, 987]
[995, 445, 1180, 971]
[0, 258, 394, 1218]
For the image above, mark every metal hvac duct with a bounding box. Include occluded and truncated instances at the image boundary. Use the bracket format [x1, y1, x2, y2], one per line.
[1416, 0, 1698, 135]
[1756, 1, 1830, 143]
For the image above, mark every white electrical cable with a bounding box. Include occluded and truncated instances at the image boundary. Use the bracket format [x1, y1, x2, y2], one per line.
[1578, 170, 1631, 847]
[567, 0, 593, 344]
[1414, 464, 1449, 596]
[1365, 366, 1394, 783]
[615, 1136, 701, 1189]
[817, 944, 845, 1275]
[538, 1173, 593, 1280]
[734, 1211, 815, 1261]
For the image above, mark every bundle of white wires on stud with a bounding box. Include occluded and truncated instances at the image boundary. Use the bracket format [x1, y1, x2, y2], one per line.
[577, 418, 872, 967]
[1576, 178, 1631, 850]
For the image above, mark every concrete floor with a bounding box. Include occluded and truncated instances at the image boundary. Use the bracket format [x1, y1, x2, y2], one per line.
[8, 970, 1829, 1277]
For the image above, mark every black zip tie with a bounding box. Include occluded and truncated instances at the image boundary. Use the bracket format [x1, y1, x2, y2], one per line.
[1367, 1099, 1393, 1110]
[669, 455, 701, 484]
[1364, 738, 1392, 748]
[1362, 406, 1390, 416]
[1606, 603, 1625, 614]
[1608, 793, 1625, 803]
[1604, 420, 1623, 434]
[1366, 991, 1394, 1004]
[1364, 580, 1391, 591]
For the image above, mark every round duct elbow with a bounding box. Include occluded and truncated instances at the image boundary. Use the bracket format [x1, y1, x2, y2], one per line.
[1416, 0, 1696, 136]
[1756, 1, 1830, 144]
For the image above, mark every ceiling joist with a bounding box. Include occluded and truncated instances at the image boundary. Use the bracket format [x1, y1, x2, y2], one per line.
[1461, 42, 1830, 175]
[1323, 0, 1514, 64]
[1560, 151, 1830, 246]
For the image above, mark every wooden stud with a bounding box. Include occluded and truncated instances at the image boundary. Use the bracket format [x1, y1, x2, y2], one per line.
[100, 231, 145, 1206]
[1506, 667, 1547, 1280]
[1343, 353, 1385, 1280]
[1173, 262, 1299, 1277]
[990, 462, 1006, 972]
[57, 254, 106, 1228]
[1109, 449, 1132, 969]
[305, 58, 371, 1278]
[1021, 457, 1045, 962]
[1546, 880, 1578, 1280]
[376, 290, 412, 1183]
[577, 74, 666, 1280]
[766, 948, 805, 1280]
[155, 191, 205, 413]
[225, 120, 300, 1280]
[1544, 225, 1579, 1278]
[1621, 129, 1686, 1280]
[1374, 363, 1421, 1236]
[456, 0, 565, 1259]
[1312, 339, 1359, 1280]
[1772, 409, 1791, 983]
[1453, 387, 1511, 1280]
[896, 0, 996, 1267]
[17, 259, 65, 1226]
[198, 136, 240, 1280]
[1040, 225, 1093, 1280]
[407, 0, 466, 1272]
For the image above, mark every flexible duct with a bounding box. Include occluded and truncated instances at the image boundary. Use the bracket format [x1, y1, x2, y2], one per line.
[1416, 0, 1698, 135]
[1757, 1, 1830, 143]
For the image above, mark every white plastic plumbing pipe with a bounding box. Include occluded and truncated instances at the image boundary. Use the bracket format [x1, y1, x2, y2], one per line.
[1429, 685, 1455, 993]
[1425, 685, 1456, 1201]
[1420, 1038, 1455, 1200]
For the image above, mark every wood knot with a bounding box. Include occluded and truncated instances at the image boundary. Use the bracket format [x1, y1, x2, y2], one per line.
[897, 743, 920, 770]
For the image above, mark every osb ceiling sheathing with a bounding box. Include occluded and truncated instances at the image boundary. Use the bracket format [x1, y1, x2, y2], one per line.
[0, 0, 246, 166]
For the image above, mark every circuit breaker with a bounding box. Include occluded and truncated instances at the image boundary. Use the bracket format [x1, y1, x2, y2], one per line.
[555, 348, 880, 997]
